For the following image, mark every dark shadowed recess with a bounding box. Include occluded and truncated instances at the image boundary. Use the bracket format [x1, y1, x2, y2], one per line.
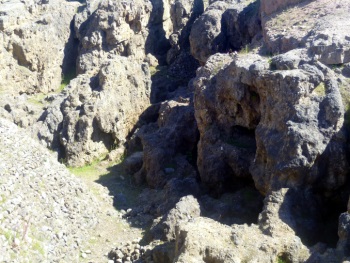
[61, 19, 79, 81]
[278, 185, 349, 247]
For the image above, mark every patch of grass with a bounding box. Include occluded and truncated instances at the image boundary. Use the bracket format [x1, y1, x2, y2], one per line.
[149, 65, 168, 76]
[60, 70, 76, 91]
[313, 82, 326, 96]
[276, 255, 289, 263]
[239, 44, 250, 54]
[32, 241, 45, 256]
[0, 229, 12, 241]
[68, 157, 106, 178]
[27, 93, 47, 106]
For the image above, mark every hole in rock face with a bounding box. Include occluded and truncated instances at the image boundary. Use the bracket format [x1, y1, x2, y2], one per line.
[91, 118, 115, 151]
[201, 179, 264, 226]
[199, 125, 263, 225]
[279, 187, 349, 247]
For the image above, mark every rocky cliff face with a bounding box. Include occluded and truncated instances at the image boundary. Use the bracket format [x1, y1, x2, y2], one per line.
[0, 0, 79, 94]
[2, 0, 350, 262]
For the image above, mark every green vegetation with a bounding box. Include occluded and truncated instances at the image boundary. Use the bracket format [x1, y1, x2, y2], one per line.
[32, 241, 45, 255]
[239, 44, 250, 55]
[60, 69, 76, 91]
[0, 228, 12, 241]
[68, 157, 108, 178]
[149, 65, 168, 76]
[27, 69, 76, 107]
[313, 82, 326, 96]
[27, 92, 47, 106]
[277, 257, 287, 263]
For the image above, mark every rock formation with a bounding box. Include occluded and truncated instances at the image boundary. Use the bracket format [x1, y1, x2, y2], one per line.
[2, 0, 350, 262]
[0, 0, 79, 94]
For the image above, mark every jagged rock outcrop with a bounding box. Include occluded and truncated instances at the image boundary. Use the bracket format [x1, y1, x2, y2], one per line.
[189, 0, 260, 64]
[75, 0, 153, 75]
[261, 0, 350, 64]
[173, 216, 309, 263]
[150, 195, 200, 241]
[0, 0, 79, 94]
[194, 52, 348, 195]
[132, 86, 199, 188]
[36, 55, 151, 166]
[29, 0, 204, 166]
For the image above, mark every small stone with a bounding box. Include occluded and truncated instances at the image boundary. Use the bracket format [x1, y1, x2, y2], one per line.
[81, 252, 87, 258]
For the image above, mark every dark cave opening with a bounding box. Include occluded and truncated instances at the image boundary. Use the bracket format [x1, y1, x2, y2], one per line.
[279, 187, 349, 248]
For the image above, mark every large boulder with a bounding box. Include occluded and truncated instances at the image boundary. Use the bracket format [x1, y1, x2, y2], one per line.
[0, 0, 79, 94]
[173, 216, 309, 263]
[76, 0, 153, 75]
[36, 55, 151, 166]
[189, 0, 260, 64]
[151, 195, 200, 241]
[132, 87, 198, 188]
[194, 52, 348, 195]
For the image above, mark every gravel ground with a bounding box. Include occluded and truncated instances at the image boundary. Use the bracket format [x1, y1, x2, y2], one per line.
[0, 118, 99, 262]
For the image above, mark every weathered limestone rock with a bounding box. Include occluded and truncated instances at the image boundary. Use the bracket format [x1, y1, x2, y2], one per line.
[76, 0, 153, 75]
[0, 0, 79, 94]
[194, 53, 348, 195]
[189, 1, 228, 64]
[173, 216, 309, 263]
[37, 56, 151, 166]
[151, 195, 200, 241]
[133, 87, 198, 188]
[189, 0, 260, 64]
[166, 0, 204, 64]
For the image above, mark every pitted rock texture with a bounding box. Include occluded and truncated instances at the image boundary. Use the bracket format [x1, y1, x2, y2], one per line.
[0, 118, 98, 262]
[174, 216, 309, 263]
[75, 0, 153, 75]
[0, 0, 79, 94]
[36, 55, 151, 166]
[189, 0, 260, 64]
[194, 53, 348, 195]
[132, 87, 198, 188]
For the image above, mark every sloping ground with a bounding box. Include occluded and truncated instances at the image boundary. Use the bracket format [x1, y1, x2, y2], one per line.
[0, 117, 151, 263]
[262, 0, 350, 63]
[0, 118, 99, 262]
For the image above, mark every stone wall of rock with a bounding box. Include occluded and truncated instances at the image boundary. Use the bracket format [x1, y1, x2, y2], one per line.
[189, 0, 260, 64]
[194, 52, 348, 195]
[0, 0, 79, 94]
[36, 55, 151, 166]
